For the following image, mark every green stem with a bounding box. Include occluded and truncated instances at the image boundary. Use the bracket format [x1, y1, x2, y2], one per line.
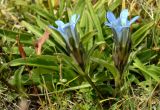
[84, 75, 104, 99]
[115, 71, 123, 96]
[115, 70, 129, 97]
[72, 47, 103, 99]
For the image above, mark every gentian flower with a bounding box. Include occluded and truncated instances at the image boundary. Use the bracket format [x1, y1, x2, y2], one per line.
[105, 9, 139, 74]
[105, 9, 139, 42]
[50, 14, 85, 69]
[50, 14, 80, 49]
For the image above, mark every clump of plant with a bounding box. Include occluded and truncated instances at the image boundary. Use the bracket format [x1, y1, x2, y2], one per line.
[50, 14, 103, 99]
[105, 9, 139, 93]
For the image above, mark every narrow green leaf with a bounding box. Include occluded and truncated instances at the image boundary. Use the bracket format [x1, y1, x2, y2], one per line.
[85, 0, 104, 42]
[90, 57, 119, 79]
[87, 41, 106, 58]
[29, 5, 55, 22]
[137, 49, 157, 63]
[21, 21, 42, 37]
[86, 10, 94, 32]
[58, 0, 65, 17]
[74, 0, 86, 14]
[108, 0, 122, 11]
[94, 0, 107, 11]
[9, 55, 58, 69]
[12, 66, 25, 91]
[0, 29, 33, 44]
[81, 30, 97, 44]
[133, 58, 160, 81]
[132, 22, 154, 47]
[3, 47, 34, 56]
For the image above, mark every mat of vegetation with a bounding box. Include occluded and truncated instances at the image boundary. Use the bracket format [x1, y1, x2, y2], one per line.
[0, 0, 160, 110]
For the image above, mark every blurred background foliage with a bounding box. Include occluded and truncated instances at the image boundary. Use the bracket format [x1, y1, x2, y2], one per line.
[0, 0, 160, 109]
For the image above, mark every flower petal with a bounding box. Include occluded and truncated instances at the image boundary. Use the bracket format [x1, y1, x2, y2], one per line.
[114, 18, 121, 26]
[120, 9, 129, 26]
[70, 25, 79, 47]
[55, 20, 66, 32]
[128, 16, 139, 26]
[55, 20, 65, 27]
[49, 25, 57, 30]
[115, 26, 123, 33]
[70, 14, 80, 33]
[106, 11, 116, 23]
[104, 22, 113, 27]
[70, 14, 80, 48]
[60, 23, 70, 39]
[62, 23, 70, 29]
[49, 15, 80, 49]
[70, 14, 80, 24]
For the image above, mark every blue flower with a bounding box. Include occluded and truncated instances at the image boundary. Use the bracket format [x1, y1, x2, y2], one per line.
[49, 14, 80, 48]
[105, 9, 139, 41]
